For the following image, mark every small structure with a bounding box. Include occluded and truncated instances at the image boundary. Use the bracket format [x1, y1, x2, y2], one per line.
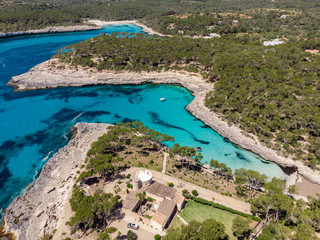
[263, 38, 285, 46]
[208, 33, 221, 38]
[122, 192, 140, 213]
[133, 176, 142, 191]
[232, 20, 239, 26]
[136, 170, 153, 186]
[280, 14, 288, 19]
[151, 199, 177, 231]
[305, 49, 319, 55]
[172, 193, 186, 211]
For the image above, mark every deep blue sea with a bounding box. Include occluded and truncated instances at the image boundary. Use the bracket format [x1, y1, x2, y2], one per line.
[0, 24, 286, 213]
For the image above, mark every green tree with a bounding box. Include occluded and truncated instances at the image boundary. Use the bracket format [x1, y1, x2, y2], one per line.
[257, 223, 291, 240]
[127, 230, 137, 240]
[232, 216, 252, 239]
[163, 219, 228, 240]
[136, 191, 146, 215]
[251, 194, 293, 226]
[264, 177, 285, 195]
[235, 168, 267, 199]
[97, 227, 117, 240]
[293, 223, 316, 240]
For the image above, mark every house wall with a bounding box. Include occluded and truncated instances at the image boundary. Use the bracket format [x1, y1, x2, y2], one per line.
[164, 206, 177, 229]
[151, 220, 164, 231]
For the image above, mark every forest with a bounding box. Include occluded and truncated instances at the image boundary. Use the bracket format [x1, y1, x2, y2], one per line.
[53, 33, 320, 168]
[0, 0, 320, 39]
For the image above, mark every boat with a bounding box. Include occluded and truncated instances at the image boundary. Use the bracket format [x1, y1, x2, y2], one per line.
[195, 147, 202, 152]
[160, 97, 166, 101]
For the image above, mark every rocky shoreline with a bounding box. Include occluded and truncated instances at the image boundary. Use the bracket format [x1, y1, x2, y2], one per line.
[0, 25, 102, 39]
[7, 60, 320, 185]
[2, 123, 110, 240]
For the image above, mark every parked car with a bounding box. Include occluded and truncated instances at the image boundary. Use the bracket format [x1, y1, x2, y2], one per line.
[127, 223, 139, 230]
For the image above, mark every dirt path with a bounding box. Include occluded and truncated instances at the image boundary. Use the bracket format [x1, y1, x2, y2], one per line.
[162, 153, 169, 174]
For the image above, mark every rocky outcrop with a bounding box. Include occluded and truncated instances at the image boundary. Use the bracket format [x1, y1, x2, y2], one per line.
[8, 60, 320, 185]
[0, 25, 102, 39]
[3, 123, 110, 240]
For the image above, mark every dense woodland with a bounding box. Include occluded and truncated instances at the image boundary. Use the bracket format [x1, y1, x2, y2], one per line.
[53, 33, 320, 168]
[0, 0, 320, 40]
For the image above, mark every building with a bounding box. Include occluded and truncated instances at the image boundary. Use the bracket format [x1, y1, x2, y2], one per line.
[122, 172, 186, 231]
[146, 181, 177, 202]
[263, 38, 285, 46]
[122, 192, 140, 213]
[151, 199, 177, 231]
[305, 49, 319, 54]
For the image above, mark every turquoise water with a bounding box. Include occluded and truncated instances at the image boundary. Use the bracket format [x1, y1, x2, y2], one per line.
[0, 24, 286, 212]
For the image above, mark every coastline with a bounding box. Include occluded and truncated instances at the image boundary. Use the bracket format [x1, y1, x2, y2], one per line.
[86, 19, 221, 38]
[0, 25, 102, 39]
[87, 19, 165, 36]
[7, 59, 320, 185]
[2, 122, 111, 240]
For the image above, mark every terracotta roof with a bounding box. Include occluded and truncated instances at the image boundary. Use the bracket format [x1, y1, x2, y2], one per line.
[122, 192, 140, 212]
[146, 182, 177, 199]
[152, 211, 168, 226]
[152, 199, 176, 226]
[172, 193, 185, 205]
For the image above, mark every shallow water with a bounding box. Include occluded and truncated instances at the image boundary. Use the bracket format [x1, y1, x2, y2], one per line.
[0, 24, 286, 211]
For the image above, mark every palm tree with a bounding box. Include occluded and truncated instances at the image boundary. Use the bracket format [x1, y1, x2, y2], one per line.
[136, 191, 146, 215]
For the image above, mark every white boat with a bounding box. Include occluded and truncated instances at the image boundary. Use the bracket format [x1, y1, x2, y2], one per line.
[160, 97, 166, 101]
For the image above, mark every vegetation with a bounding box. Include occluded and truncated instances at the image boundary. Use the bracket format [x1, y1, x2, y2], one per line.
[67, 187, 120, 237]
[180, 200, 242, 239]
[127, 230, 137, 240]
[1, 0, 320, 41]
[183, 196, 261, 222]
[231, 216, 252, 240]
[192, 190, 199, 196]
[164, 218, 228, 240]
[54, 33, 320, 168]
[235, 168, 267, 200]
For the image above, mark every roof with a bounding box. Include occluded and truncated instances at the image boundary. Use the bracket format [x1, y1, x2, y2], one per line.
[305, 49, 319, 54]
[152, 199, 176, 226]
[146, 182, 177, 199]
[122, 192, 140, 212]
[172, 193, 185, 205]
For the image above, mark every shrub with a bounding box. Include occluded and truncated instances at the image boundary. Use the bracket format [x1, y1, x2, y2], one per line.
[192, 190, 199, 196]
[167, 182, 174, 187]
[154, 234, 161, 240]
[127, 230, 137, 240]
[127, 183, 133, 189]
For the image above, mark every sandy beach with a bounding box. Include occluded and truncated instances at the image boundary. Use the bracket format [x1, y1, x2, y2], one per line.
[86, 19, 221, 38]
[7, 59, 320, 186]
[87, 19, 165, 36]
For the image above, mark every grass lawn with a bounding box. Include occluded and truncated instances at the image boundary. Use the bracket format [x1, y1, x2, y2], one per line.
[169, 215, 184, 230]
[180, 201, 238, 240]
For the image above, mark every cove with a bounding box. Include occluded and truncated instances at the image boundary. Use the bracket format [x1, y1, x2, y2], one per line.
[0, 24, 286, 213]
